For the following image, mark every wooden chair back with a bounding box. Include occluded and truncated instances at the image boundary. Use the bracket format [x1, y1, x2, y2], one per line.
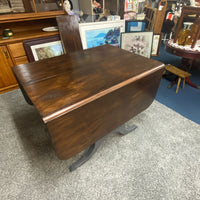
[56, 15, 83, 54]
[173, 6, 200, 48]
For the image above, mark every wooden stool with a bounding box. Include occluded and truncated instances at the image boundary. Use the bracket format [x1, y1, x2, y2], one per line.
[164, 64, 191, 93]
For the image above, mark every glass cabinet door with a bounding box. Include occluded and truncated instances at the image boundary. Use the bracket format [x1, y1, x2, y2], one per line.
[0, 0, 35, 15]
[33, 0, 63, 12]
[0, 0, 63, 15]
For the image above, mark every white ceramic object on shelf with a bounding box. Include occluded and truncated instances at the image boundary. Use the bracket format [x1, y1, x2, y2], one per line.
[42, 26, 58, 32]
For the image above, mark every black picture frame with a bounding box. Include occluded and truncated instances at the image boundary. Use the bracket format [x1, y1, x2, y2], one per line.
[125, 20, 145, 33]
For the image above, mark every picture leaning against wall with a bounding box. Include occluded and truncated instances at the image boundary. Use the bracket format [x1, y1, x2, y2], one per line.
[121, 31, 153, 58]
[79, 20, 125, 49]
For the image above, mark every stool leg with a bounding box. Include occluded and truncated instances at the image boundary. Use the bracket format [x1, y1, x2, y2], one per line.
[176, 77, 181, 93]
[182, 78, 185, 89]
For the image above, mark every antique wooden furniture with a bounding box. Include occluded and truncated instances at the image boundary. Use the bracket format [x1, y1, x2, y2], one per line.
[144, 0, 167, 34]
[164, 64, 191, 93]
[12, 44, 164, 171]
[165, 40, 200, 89]
[0, 46, 18, 93]
[0, 0, 64, 21]
[0, 0, 65, 94]
[56, 15, 83, 54]
[165, 40, 200, 59]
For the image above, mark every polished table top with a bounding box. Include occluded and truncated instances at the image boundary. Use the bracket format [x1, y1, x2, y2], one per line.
[13, 45, 163, 123]
[12, 44, 165, 162]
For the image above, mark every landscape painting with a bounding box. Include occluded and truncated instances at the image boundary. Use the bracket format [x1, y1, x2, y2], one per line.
[31, 41, 64, 61]
[86, 27, 120, 48]
[23, 35, 64, 62]
[79, 20, 125, 49]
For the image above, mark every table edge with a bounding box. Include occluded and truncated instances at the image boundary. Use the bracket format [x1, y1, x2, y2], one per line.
[43, 64, 165, 123]
[165, 42, 200, 59]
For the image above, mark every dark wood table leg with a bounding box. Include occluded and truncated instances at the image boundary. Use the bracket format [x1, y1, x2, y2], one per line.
[69, 137, 104, 172]
[17, 79, 33, 105]
[69, 121, 137, 172]
[115, 122, 137, 135]
[20, 86, 33, 105]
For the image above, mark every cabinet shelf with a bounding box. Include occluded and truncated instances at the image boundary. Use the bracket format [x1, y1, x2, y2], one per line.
[0, 29, 59, 45]
[0, 10, 65, 23]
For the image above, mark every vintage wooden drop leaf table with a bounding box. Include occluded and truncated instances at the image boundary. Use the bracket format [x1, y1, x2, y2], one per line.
[12, 45, 164, 171]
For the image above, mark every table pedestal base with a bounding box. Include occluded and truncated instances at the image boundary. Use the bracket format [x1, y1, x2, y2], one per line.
[69, 122, 137, 172]
[69, 137, 104, 172]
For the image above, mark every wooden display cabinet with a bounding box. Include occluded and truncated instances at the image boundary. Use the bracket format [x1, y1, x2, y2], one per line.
[0, 0, 65, 94]
[0, 46, 18, 94]
[0, 0, 64, 22]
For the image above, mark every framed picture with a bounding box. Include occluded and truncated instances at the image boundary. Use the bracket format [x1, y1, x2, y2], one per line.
[121, 32, 153, 58]
[151, 34, 162, 56]
[79, 20, 125, 49]
[125, 20, 145, 32]
[23, 35, 64, 62]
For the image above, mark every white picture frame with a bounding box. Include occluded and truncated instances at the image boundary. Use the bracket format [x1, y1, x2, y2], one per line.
[121, 31, 153, 58]
[79, 20, 125, 49]
[31, 41, 63, 61]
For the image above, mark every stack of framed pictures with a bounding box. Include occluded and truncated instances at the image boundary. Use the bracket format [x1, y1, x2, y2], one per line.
[121, 32, 162, 57]
[78, 20, 161, 58]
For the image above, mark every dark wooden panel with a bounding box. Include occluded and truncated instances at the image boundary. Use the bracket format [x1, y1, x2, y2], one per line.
[47, 69, 164, 160]
[12, 45, 164, 121]
[56, 15, 83, 54]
